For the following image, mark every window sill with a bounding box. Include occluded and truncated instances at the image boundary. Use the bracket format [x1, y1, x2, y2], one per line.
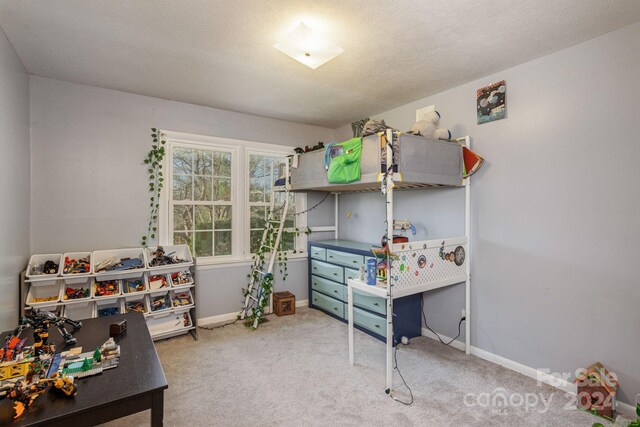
[196, 252, 308, 270]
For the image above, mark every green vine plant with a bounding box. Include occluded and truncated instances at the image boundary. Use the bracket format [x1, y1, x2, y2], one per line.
[141, 128, 166, 247]
[241, 223, 312, 329]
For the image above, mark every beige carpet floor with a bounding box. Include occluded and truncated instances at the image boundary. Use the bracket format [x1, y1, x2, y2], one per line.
[104, 307, 625, 426]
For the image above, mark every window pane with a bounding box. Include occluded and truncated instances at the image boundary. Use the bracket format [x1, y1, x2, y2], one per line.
[174, 232, 193, 253]
[249, 155, 263, 179]
[250, 229, 264, 253]
[194, 176, 212, 201]
[249, 178, 264, 202]
[173, 148, 192, 175]
[193, 149, 213, 176]
[195, 205, 213, 230]
[214, 231, 232, 255]
[282, 232, 295, 251]
[173, 175, 192, 200]
[173, 205, 193, 231]
[250, 206, 266, 229]
[214, 178, 231, 201]
[194, 231, 213, 257]
[215, 206, 232, 229]
[214, 152, 231, 177]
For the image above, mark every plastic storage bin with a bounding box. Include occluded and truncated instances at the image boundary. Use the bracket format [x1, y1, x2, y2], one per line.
[170, 289, 194, 309]
[26, 254, 63, 285]
[61, 252, 92, 285]
[146, 311, 193, 338]
[148, 292, 171, 314]
[93, 279, 121, 299]
[122, 277, 146, 294]
[123, 294, 149, 315]
[26, 281, 62, 307]
[96, 298, 122, 317]
[62, 280, 92, 302]
[146, 245, 193, 274]
[169, 270, 194, 288]
[63, 301, 95, 320]
[147, 274, 170, 292]
[92, 248, 146, 280]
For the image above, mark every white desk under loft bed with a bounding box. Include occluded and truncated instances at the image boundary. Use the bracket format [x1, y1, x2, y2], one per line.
[286, 129, 472, 394]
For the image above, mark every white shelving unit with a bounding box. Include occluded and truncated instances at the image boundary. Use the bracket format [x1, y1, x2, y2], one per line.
[21, 245, 198, 341]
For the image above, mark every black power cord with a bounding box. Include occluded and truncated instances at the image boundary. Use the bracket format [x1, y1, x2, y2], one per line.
[389, 337, 414, 406]
[421, 298, 465, 346]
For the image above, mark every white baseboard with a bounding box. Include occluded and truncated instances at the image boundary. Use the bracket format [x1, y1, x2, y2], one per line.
[198, 299, 309, 327]
[421, 328, 636, 419]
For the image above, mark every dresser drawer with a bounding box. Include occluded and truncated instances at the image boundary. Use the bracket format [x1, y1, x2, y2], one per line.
[311, 260, 344, 282]
[353, 306, 386, 338]
[344, 267, 360, 282]
[353, 290, 386, 315]
[312, 291, 344, 318]
[326, 249, 364, 269]
[310, 246, 326, 261]
[311, 275, 345, 301]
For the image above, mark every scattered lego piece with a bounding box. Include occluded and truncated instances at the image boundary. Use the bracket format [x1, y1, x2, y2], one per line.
[94, 256, 143, 272]
[63, 257, 90, 274]
[148, 246, 188, 267]
[170, 270, 192, 286]
[97, 307, 119, 317]
[123, 278, 145, 293]
[94, 280, 119, 297]
[150, 295, 170, 312]
[124, 300, 146, 313]
[148, 275, 168, 290]
[172, 292, 192, 307]
[30, 260, 59, 275]
[64, 287, 90, 300]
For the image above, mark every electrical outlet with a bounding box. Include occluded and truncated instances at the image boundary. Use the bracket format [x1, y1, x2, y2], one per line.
[461, 309, 466, 319]
[416, 105, 435, 122]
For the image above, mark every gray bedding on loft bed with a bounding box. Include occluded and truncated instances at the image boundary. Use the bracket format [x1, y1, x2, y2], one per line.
[288, 133, 463, 193]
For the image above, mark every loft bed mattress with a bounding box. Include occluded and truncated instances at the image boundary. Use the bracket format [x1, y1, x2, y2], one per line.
[289, 133, 463, 193]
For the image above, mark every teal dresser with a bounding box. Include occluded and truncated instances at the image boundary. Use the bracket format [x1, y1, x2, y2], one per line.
[308, 240, 422, 343]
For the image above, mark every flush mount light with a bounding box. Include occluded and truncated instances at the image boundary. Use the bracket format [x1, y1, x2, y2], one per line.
[274, 22, 344, 69]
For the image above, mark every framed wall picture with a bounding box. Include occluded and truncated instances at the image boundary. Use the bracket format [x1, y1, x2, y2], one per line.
[477, 80, 506, 124]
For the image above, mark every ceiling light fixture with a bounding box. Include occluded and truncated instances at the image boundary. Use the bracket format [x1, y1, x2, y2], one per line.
[274, 22, 344, 69]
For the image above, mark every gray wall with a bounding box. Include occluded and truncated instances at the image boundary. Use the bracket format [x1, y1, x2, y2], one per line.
[29, 76, 336, 319]
[0, 26, 30, 331]
[335, 22, 640, 404]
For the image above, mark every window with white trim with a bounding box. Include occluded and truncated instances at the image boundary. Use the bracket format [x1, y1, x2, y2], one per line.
[247, 153, 297, 254]
[162, 132, 306, 263]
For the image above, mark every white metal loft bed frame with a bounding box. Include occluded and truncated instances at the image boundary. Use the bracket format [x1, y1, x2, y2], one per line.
[346, 129, 472, 394]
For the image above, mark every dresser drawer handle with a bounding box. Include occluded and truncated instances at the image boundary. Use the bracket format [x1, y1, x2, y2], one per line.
[374, 303, 379, 306]
[352, 260, 357, 263]
[333, 307, 338, 311]
[313, 267, 317, 270]
[375, 324, 380, 328]
[334, 290, 338, 294]
[333, 273, 337, 276]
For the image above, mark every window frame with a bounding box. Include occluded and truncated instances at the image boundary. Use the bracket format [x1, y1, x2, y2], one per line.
[159, 130, 307, 266]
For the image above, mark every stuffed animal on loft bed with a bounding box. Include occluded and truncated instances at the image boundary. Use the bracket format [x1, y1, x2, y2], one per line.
[407, 110, 451, 140]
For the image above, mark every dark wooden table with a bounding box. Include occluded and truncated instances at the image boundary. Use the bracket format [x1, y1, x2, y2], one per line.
[0, 312, 168, 426]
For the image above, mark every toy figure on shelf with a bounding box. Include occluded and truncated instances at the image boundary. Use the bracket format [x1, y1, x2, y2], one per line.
[10, 309, 82, 356]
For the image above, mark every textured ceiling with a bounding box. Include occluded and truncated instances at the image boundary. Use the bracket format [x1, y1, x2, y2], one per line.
[1, 1, 640, 128]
